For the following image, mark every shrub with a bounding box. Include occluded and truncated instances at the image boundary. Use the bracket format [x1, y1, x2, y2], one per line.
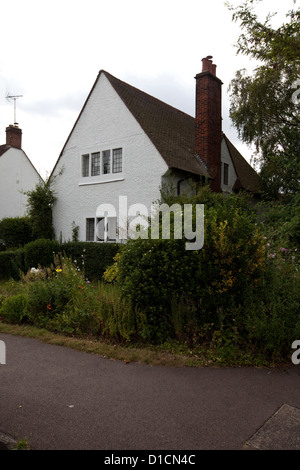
[0, 249, 25, 280]
[20, 255, 86, 327]
[0, 217, 34, 249]
[241, 243, 300, 358]
[116, 188, 267, 342]
[25, 180, 56, 240]
[0, 293, 29, 324]
[61, 241, 120, 281]
[24, 239, 60, 271]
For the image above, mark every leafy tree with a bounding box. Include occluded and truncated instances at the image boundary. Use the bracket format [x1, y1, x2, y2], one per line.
[25, 180, 56, 240]
[227, 0, 300, 197]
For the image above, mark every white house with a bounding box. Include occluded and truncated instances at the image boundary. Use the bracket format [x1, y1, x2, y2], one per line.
[0, 125, 42, 220]
[51, 56, 260, 243]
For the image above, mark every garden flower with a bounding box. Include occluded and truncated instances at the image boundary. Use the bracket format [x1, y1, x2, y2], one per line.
[47, 304, 51, 310]
[30, 267, 39, 274]
[56, 268, 62, 273]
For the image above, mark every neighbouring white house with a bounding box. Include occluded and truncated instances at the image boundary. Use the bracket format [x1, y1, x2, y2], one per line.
[50, 56, 260, 243]
[0, 124, 42, 220]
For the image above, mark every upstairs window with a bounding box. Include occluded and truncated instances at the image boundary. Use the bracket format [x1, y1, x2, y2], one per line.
[81, 148, 122, 177]
[113, 148, 122, 173]
[102, 150, 111, 174]
[91, 152, 100, 176]
[82, 154, 89, 177]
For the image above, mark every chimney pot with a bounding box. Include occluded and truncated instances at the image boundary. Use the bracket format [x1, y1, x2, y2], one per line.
[6, 124, 22, 149]
[201, 56, 216, 76]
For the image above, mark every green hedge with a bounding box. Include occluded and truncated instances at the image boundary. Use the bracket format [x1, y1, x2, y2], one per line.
[24, 239, 61, 271]
[0, 216, 34, 249]
[61, 242, 120, 281]
[0, 239, 120, 281]
[0, 249, 25, 280]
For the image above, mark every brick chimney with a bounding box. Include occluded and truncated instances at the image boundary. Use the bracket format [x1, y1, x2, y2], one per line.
[195, 56, 223, 192]
[6, 124, 22, 149]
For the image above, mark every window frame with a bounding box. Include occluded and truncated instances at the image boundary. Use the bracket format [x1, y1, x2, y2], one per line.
[81, 147, 123, 180]
[223, 163, 229, 186]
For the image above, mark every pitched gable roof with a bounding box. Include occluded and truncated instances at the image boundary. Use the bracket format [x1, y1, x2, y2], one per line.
[103, 71, 209, 178]
[53, 70, 260, 192]
[223, 134, 261, 193]
[0, 143, 43, 181]
[0, 145, 10, 157]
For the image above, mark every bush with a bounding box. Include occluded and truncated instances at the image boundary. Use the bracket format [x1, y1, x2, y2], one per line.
[61, 241, 120, 281]
[116, 188, 267, 342]
[117, 238, 199, 342]
[24, 239, 60, 271]
[240, 243, 300, 358]
[0, 249, 25, 280]
[0, 255, 139, 341]
[0, 239, 119, 281]
[25, 180, 56, 240]
[257, 193, 300, 250]
[0, 217, 34, 249]
[0, 293, 29, 324]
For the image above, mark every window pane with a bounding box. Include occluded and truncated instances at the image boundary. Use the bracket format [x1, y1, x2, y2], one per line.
[86, 218, 95, 241]
[107, 217, 117, 241]
[96, 218, 105, 241]
[91, 152, 101, 176]
[223, 163, 229, 185]
[82, 154, 89, 177]
[113, 148, 122, 173]
[102, 150, 111, 174]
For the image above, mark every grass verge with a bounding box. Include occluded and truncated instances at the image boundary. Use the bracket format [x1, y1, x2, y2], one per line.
[0, 321, 284, 368]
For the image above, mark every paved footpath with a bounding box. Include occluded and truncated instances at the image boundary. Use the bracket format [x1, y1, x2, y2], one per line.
[1, 332, 300, 450]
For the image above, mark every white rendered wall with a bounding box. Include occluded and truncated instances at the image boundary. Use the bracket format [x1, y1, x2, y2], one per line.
[221, 138, 237, 193]
[0, 148, 41, 219]
[52, 73, 169, 242]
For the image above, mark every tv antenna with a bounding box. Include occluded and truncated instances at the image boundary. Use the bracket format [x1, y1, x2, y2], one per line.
[6, 93, 23, 126]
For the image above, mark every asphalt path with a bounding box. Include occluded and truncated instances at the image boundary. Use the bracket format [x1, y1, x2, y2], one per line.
[0, 332, 300, 451]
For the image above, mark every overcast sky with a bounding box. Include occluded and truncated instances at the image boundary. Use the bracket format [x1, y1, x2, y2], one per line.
[0, 0, 296, 179]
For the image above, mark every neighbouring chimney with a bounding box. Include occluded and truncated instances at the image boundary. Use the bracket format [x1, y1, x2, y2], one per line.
[195, 56, 223, 192]
[6, 124, 22, 149]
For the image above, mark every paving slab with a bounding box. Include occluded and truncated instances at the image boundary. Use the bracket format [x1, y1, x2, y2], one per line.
[245, 404, 300, 450]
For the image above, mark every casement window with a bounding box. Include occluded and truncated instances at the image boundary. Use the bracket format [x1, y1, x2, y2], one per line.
[102, 150, 111, 174]
[81, 148, 122, 178]
[91, 152, 101, 176]
[86, 217, 117, 242]
[113, 148, 123, 173]
[86, 218, 95, 241]
[82, 154, 90, 177]
[223, 163, 229, 186]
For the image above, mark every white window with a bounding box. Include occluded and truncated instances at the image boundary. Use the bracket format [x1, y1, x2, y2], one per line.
[81, 148, 123, 178]
[102, 150, 111, 174]
[82, 154, 89, 177]
[91, 152, 101, 176]
[113, 148, 122, 173]
[86, 218, 95, 241]
[86, 217, 117, 242]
